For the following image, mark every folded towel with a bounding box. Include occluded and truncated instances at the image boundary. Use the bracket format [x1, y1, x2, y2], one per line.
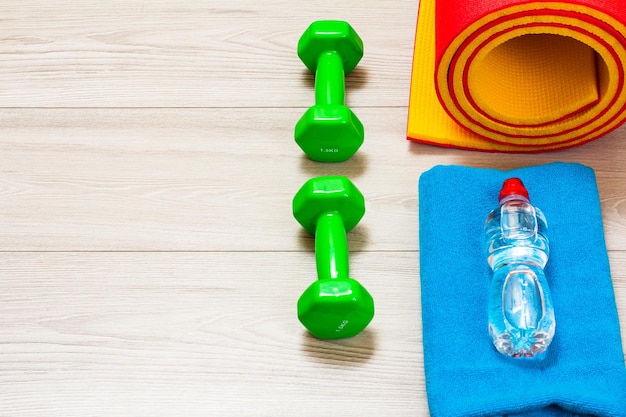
[418, 162, 626, 416]
[406, 0, 626, 152]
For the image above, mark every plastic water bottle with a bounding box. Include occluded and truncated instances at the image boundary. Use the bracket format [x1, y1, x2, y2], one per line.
[485, 178, 555, 358]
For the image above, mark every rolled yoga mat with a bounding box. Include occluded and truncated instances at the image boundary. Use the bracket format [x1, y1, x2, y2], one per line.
[406, 0, 626, 152]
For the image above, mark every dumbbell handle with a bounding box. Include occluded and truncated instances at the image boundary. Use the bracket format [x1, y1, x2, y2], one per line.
[315, 211, 349, 280]
[315, 51, 345, 107]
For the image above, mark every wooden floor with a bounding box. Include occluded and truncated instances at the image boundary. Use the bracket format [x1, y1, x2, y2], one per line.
[1, 1, 625, 416]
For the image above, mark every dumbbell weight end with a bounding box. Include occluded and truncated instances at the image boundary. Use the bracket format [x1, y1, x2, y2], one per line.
[294, 105, 364, 163]
[297, 277, 374, 340]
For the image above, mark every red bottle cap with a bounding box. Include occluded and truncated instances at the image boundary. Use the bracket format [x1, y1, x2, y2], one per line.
[499, 178, 529, 201]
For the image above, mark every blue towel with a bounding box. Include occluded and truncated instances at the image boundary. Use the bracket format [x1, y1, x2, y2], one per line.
[418, 162, 626, 417]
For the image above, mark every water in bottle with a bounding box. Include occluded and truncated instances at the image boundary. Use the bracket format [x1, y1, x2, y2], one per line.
[485, 178, 556, 358]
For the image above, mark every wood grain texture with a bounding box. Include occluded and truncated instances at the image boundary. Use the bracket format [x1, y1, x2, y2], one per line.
[0, 0, 417, 108]
[0, 0, 625, 415]
[2, 109, 626, 251]
[0, 252, 423, 417]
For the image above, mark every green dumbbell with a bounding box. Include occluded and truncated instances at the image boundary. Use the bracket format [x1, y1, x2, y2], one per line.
[293, 176, 374, 339]
[295, 20, 364, 163]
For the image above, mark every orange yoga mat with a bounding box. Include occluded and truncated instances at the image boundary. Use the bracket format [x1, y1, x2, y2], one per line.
[406, 0, 626, 152]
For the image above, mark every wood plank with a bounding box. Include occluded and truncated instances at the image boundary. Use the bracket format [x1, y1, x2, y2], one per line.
[1, 108, 626, 251]
[0, 251, 424, 417]
[0, 0, 418, 108]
